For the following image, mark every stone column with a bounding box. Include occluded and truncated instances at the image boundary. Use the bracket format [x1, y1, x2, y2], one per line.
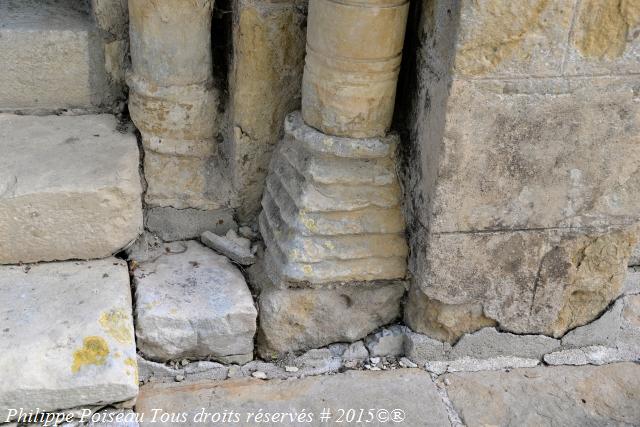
[128, 0, 230, 216]
[302, 0, 409, 137]
[256, 0, 410, 357]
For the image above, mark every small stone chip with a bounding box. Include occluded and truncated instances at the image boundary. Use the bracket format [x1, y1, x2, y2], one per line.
[252, 371, 268, 379]
[285, 366, 299, 372]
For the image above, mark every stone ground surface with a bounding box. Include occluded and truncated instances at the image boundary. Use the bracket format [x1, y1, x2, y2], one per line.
[0, 114, 143, 264]
[136, 369, 449, 426]
[0, 258, 138, 421]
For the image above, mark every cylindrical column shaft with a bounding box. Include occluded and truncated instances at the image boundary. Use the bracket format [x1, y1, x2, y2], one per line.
[302, 0, 409, 138]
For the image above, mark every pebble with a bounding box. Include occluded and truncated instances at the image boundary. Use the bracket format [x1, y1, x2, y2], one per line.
[181, 359, 189, 366]
[369, 357, 381, 365]
[252, 371, 268, 379]
[175, 374, 185, 382]
[285, 366, 299, 373]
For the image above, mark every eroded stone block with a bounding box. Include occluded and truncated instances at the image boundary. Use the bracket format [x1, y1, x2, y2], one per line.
[0, 259, 138, 420]
[0, 114, 142, 264]
[133, 241, 257, 362]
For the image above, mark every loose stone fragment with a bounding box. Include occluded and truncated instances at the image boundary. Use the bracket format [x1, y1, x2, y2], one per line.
[450, 328, 560, 360]
[365, 325, 407, 357]
[134, 241, 257, 362]
[201, 230, 256, 265]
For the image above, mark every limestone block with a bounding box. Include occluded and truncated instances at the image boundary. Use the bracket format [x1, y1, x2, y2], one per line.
[143, 151, 233, 210]
[450, 328, 560, 360]
[257, 281, 405, 357]
[428, 77, 640, 234]
[0, 0, 110, 111]
[411, 226, 637, 340]
[229, 0, 307, 219]
[443, 363, 640, 427]
[0, 114, 142, 264]
[452, 0, 573, 78]
[302, 0, 409, 137]
[145, 207, 235, 242]
[0, 259, 138, 420]
[565, 0, 640, 76]
[136, 370, 450, 427]
[133, 241, 257, 362]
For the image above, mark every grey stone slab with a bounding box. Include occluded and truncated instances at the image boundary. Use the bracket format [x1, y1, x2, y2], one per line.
[133, 241, 257, 362]
[145, 207, 235, 242]
[543, 346, 639, 366]
[0, 114, 143, 264]
[365, 325, 407, 357]
[0, 259, 138, 420]
[443, 363, 640, 427]
[450, 327, 560, 360]
[200, 230, 255, 265]
[136, 370, 451, 426]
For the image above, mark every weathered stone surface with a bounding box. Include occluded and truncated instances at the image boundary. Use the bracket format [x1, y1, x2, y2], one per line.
[403, 330, 450, 365]
[136, 370, 450, 426]
[133, 241, 257, 362]
[201, 230, 255, 265]
[342, 341, 369, 361]
[302, 0, 409, 137]
[450, 328, 560, 360]
[0, 259, 138, 420]
[365, 325, 406, 357]
[260, 112, 407, 285]
[426, 357, 539, 375]
[138, 357, 228, 384]
[228, 0, 306, 220]
[543, 346, 638, 366]
[0, 114, 142, 264]
[0, 0, 114, 111]
[145, 207, 235, 242]
[425, 227, 635, 338]
[142, 151, 233, 210]
[443, 363, 640, 427]
[623, 269, 640, 294]
[90, 0, 129, 95]
[292, 349, 342, 375]
[257, 281, 405, 357]
[555, 294, 640, 362]
[405, 284, 496, 344]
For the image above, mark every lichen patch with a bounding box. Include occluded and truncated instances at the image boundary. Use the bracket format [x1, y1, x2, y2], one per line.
[71, 336, 110, 374]
[99, 308, 133, 344]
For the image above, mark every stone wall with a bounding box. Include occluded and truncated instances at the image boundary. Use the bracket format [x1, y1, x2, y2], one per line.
[401, 0, 640, 341]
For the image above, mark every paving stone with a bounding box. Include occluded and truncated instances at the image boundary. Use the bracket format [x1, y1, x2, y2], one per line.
[0, 114, 143, 264]
[0, 259, 138, 420]
[365, 325, 407, 357]
[136, 370, 450, 426]
[145, 207, 235, 242]
[443, 363, 640, 427]
[257, 281, 405, 357]
[0, 0, 113, 111]
[133, 240, 257, 362]
[450, 327, 560, 360]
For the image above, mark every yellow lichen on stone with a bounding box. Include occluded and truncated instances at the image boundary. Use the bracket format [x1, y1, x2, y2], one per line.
[575, 0, 640, 59]
[71, 336, 110, 374]
[455, 0, 551, 75]
[99, 309, 133, 344]
[125, 357, 139, 384]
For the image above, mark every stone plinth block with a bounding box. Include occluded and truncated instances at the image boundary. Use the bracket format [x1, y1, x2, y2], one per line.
[259, 112, 408, 285]
[302, 0, 409, 137]
[257, 280, 405, 357]
[0, 259, 138, 420]
[0, 114, 142, 264]
[0, 0, 113, 111]
[133, 241, 257, 363]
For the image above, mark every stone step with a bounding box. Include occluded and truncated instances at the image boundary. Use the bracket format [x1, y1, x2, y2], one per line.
[0, 114, 143, 264]
[0, 258, 138, 421]
[133, 240, 257, 364]
[136, 369, 450, 427]
[259, 208, 407, 263]
[0, 0, 113, 111]
[279, 137, 397, 186]
[263, 241, 407, 285]
[270, 154, 401, 212]
[262, 178, 406, 236]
